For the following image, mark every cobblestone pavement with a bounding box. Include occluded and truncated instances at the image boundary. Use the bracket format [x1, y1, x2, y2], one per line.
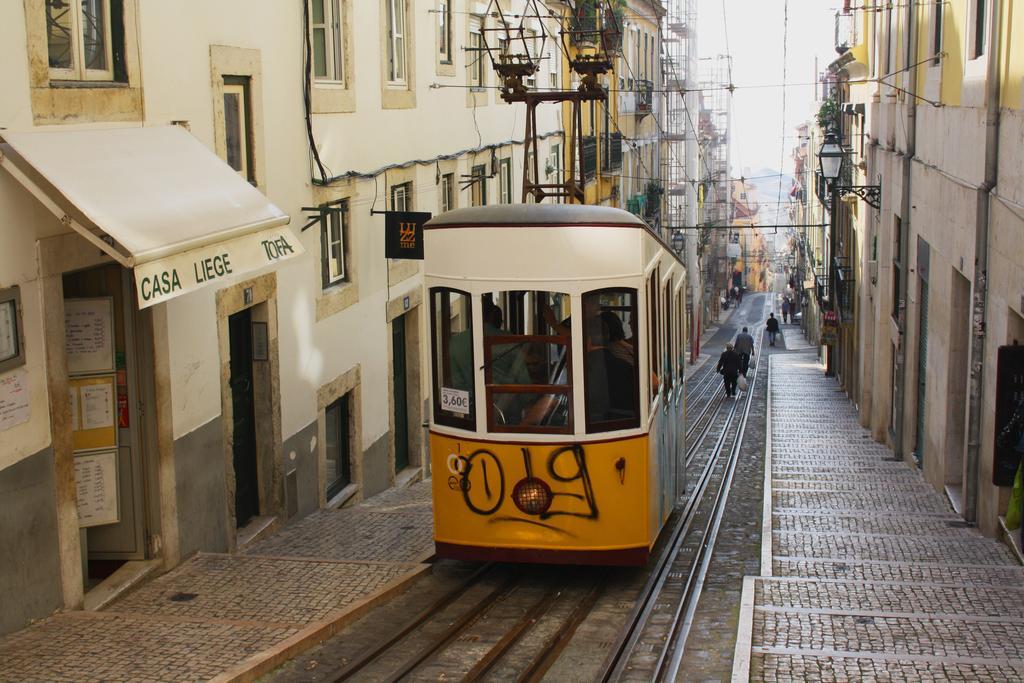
[0, 481, 434, 682]
[734, 349, 1024, 682]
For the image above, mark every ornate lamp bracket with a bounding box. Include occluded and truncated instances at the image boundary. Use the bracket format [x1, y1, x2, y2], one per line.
[835, 184, 881, 210]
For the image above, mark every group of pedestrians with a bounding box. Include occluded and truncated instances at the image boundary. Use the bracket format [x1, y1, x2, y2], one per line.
[715, 307, 786, 398]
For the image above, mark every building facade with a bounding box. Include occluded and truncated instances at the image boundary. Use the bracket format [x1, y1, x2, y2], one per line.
[0, 0, 563, 635]
[817, 1, 1024, 542]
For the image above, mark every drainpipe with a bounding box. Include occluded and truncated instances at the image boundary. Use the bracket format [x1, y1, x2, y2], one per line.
[965, 0, 1002, 524]
[892, 0, 918, 460]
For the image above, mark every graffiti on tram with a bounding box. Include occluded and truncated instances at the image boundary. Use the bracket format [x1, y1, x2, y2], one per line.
[446, 445, 602, 523]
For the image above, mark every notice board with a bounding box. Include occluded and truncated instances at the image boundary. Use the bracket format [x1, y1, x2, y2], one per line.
[70, 375, 117, 452]
[65, 297, 115, 375]
[74, 449, 119, 527]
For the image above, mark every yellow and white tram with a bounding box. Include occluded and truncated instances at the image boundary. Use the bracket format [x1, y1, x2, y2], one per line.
[425, 204, 687, 565]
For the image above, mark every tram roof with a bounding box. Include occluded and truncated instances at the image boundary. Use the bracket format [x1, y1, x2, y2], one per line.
[425, 204, 648, 229]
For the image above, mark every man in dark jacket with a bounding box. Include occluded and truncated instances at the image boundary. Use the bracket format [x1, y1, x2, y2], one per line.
[716, 343, 743, 397]
[766, 313, 780, 346]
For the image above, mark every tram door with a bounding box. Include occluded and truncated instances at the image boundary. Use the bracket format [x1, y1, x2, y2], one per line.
[229, 308, 260, 527]
[663, 283, 678, 510]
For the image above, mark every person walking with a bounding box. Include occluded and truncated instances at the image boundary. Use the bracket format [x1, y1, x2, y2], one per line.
[716, 343, 743, 397]
[734, 326, 755, 375]
[766, 313, 780, 347]
[781, 299, 791, 324]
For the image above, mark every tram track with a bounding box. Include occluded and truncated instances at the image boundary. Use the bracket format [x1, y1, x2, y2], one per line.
[596, 327, 766, 682]
[324, 306, 768, 683]
[328, 562, 607, 682]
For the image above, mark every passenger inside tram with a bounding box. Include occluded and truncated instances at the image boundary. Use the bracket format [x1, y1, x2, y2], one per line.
[484, 292, 570, 430]
[583, 292, 639, 426]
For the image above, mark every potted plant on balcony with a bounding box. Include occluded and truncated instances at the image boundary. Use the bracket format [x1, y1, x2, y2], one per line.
[645, 180, 664, 212]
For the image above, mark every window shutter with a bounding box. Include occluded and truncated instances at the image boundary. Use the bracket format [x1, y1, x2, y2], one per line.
[320, 215, 331, 288]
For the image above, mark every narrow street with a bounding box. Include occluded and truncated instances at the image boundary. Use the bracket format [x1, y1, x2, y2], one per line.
[3, 1, 1024, 680]
[1, 293, 1022, 681]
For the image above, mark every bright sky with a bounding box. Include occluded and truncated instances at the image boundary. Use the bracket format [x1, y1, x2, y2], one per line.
[697, 0, 838, 176]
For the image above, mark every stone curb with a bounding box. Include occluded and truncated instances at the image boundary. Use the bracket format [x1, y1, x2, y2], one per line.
[211, 560, 433, 683]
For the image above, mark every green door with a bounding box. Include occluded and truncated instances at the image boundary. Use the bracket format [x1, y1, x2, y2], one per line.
[914, 279, 929, 468]
[229, 309, 260, 526]
[392, 316, 409, 473]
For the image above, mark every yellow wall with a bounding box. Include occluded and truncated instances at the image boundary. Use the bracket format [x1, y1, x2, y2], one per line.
[1000, 0, 1023, 109]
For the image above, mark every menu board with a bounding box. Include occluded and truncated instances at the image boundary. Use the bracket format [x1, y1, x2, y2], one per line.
[0, 299, 17, 363]
[0, 368, 30, 431]
[65, 298, 115, 375]
[74, 450, 119, 527]
[70, 375, 117, 451]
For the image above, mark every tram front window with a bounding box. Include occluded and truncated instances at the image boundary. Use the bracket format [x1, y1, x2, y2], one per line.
[583, 288, 640, 432]
[483, 291, 572, 433]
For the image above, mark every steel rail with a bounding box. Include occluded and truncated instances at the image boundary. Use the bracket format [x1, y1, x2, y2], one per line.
[597, 327, 765, 681]
[596, 395, 742, 681]
[376, 575, 520, 683]
[330, 563, 497, 682]
[655, 330, 765, 681]
[515, 575, 608, 683]
[461, 584, 563, 682]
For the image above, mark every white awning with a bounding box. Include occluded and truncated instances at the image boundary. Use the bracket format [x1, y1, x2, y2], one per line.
[0, 125, 302, 308]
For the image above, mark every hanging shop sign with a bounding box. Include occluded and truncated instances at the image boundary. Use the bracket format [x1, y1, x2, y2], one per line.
[384, 211, 430, 260]
[993, 344, 1024, 486]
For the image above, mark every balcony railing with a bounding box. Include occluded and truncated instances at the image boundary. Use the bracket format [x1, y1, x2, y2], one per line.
[815, 268, 829, 307]
[619, 79, 653, 115]
[602, 132, 622, 171]
[636, 79, 652, 113]
[582, 135, 598, 179]
[834, 256, 855, 322]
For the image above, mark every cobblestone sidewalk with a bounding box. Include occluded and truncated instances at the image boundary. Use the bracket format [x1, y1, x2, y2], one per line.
[733, 351, 1024, 682]
[0, 481, 434, 683]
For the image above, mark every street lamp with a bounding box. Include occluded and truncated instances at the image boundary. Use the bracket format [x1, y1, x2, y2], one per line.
[817, 130, 881, 210]
[817, 132, 844, 184]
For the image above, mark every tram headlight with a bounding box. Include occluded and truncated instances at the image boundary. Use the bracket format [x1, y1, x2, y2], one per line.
[511, 477, 552, 515]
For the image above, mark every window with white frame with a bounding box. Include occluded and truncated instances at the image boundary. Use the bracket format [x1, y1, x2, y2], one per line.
[310, 0, 344, 82]
[931, 0, 943, 64]
[46, 0, 115, 81]
[440, 173, 456, 212]
[469, 24, 485, 89]
[386, 0, 407, 83]
[391, 181, 413, 211]
[548, 40, 559, 89]
[884, 6, 894, 74]
[525, 29, 537, 88]
[438, 0, 452, 63]
[222, 77, 255, 185]
[321, 203, 348, 288]
[499, 157, 512, 203]
[470, 165, 487, 206]
[969, 0, 987, 59]
[548, 144, 561, 202]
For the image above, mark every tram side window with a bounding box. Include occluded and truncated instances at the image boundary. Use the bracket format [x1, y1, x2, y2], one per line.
[662, 284, 673, 395]
[647, 269, 660, 403]
[483, 291, 572, 433]
[430, 288, 475, 429]
[583, 289, 640, 432]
